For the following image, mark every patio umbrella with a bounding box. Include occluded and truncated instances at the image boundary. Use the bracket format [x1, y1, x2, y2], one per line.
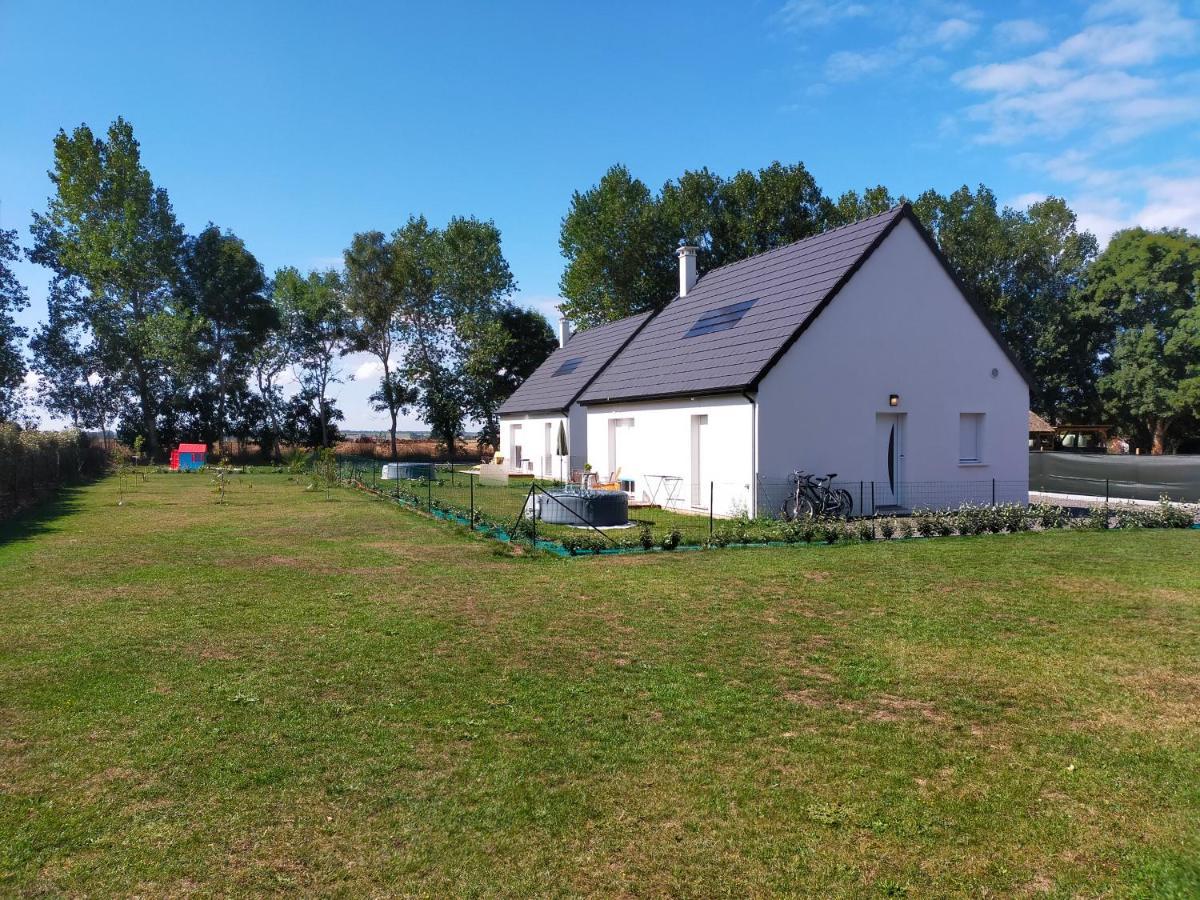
[556, 421, 568, 483]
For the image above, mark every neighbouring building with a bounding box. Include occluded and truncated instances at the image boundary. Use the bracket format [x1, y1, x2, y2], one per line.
[170, 443, 208, 471]
[496, 311, 651, 480]
[505, 204, 1031, 516]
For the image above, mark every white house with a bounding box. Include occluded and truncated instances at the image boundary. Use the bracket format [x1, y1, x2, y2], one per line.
[505, 204, 1030, 517]
[496, 311, 651, 480]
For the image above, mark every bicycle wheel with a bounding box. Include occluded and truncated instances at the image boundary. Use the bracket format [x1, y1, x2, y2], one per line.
[834, 489, 854, 519]
[783, 495, 815, 521]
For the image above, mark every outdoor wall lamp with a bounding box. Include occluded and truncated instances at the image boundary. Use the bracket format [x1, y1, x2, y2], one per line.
[889, 394, 900, 407]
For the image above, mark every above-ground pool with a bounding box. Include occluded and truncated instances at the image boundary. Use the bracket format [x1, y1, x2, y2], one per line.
[381, 463, 433, 481]
[537, 489, 629, 527]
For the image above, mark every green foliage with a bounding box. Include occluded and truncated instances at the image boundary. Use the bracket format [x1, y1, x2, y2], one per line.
[1084, 227, 1200, 453]
[638, 523, 654, 550]
[275, 267, 348, 448]
[29, 117, 184, 457]
[0, 229, 29, 421]
[1112, 497, 1197, 529]
[559, 162, 830, 327]
[0, 425, 96, 518]
[878, 518, 896, 539]
[660, 527, 682, 551]
[176, 225, 275, 451]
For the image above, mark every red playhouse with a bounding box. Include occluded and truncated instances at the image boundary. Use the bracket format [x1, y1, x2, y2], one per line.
[170, 443, 208, 471]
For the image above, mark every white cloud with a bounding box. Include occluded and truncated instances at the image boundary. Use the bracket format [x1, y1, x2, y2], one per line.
[774, 0, 871, 30]
[993, 18, 1049, 46]
[933, 18, 977, 47]
[1016, 151, 1200, 243]
[353, 359, 385, 381]
[954, 0, 1200, 144]
[22, 371, 41, 390]
[825, 49, 893, 81]
[794, 2, 983, 84]
[1137, 174, 1200, 232]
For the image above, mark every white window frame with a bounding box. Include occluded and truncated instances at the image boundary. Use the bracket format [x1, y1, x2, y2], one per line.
[959, 413, 984, 465]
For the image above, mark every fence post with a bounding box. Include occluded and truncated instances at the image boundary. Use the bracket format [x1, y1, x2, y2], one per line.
[859, 481, 864, 518]
[991, 478, 996, 506]
[870, 481, 875, 516]
[531, 486, 537, 546]
[709, 481, 714, 540]
[469, 475, 475, 530]
[427, 473, 432, 513]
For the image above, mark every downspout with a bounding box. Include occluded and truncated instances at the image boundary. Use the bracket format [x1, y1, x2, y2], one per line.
[742, 391, 757, 518]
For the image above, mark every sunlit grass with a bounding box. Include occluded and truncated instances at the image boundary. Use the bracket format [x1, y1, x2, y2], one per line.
[1, 472, 1198, 895]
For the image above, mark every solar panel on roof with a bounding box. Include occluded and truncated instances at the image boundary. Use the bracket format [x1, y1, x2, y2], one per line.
[684, 299, 756, 338]
[552, 356, 583, 376]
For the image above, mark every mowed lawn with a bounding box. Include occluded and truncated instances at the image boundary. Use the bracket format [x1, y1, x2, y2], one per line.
[2, 474, 1199, 897]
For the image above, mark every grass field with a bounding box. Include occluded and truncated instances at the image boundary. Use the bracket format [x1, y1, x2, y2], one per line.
[2, 472, 1199, 896]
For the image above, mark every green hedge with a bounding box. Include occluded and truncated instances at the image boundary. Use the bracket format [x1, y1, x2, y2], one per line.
[0, 425, 101, 520]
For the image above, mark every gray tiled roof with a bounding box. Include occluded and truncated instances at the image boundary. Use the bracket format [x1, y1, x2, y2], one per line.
[497, 311, 653, 415]
[579, 206, 907, 404]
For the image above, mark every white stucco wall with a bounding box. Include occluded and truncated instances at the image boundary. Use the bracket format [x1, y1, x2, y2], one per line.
[498, 405, 586, 479]
[582, 395, 755, 516]
[755, 216, 1029, 511]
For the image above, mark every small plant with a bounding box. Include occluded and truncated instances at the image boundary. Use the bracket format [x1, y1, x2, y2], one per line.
[638, 523, 655, 550]
[660, 528, 682, 551]
[819, 518, 842, 544]
[879, 518, 896, 540]
[855, 518, 875, 542]
[896, 517, 913, 539]
[212, 467, 229, 504]
[934, 512, 954, 537]
[914, 510, 936, 538]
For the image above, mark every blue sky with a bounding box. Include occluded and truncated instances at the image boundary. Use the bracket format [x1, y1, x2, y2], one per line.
[2, 0, 1197, 429]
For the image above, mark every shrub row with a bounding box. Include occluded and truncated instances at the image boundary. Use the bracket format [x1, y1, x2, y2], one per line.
[344, 469, 1196, 555]
[708, 498, 1195, 547]
[0, 425, 105, 520]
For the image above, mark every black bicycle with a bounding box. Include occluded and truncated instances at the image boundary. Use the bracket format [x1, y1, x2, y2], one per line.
[781, 470, 853, 520]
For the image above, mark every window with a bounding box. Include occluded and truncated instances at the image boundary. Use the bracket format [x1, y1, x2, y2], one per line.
[959, 413, 984, 463]
[552, 357, 583, 376]
[684, 299, 756, 338]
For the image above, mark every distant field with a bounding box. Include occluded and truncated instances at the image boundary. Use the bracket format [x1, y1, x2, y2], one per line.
[1, 473, 1198, 896]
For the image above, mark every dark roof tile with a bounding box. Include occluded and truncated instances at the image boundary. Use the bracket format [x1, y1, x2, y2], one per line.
[497, 311, 652, 415]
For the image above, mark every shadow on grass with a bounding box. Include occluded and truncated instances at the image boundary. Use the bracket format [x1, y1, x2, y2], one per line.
[0, 481, 92, 547]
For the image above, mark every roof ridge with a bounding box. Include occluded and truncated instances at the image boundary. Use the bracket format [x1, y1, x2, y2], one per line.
[693, 203, 908, 282]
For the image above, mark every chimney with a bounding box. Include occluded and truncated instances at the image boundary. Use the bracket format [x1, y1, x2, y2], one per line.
[676, 244, 698, 297]
[558, 312, 573, 347]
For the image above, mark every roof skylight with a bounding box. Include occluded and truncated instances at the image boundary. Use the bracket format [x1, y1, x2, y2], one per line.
[684, 299, 756, 338]
[551, 357, 583, 376]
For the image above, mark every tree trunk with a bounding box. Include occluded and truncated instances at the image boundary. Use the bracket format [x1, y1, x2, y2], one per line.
[1151, 419, 1168, 455]
[135, 363, 158, 459]
[318, 389, 329, 448]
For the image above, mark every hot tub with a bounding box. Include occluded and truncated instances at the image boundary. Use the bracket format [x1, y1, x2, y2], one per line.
[537, 489, 629, 527]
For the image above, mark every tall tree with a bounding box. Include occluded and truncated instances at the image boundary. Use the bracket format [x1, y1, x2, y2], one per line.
[176, 226, 275, 453]
[0, 229, 29, 422]
[1003, 199, 1099, 422]
[343, 230, 408, 458]
[275, 267, 347, 448]
[1084, 227, 1200, 454]
[247, 328, 290, 461]
[830, 185, 899, 226]
[390, 216, 463, 457]
[559, 162, 834, 326]
[461, 305, 557, 449]
[559, 165, 674, 327]
[29, 117, 184, 457]
[437, 216, 520, 450]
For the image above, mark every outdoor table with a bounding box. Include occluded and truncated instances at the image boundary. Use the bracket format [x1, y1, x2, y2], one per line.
[644, 474, 684, 509]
